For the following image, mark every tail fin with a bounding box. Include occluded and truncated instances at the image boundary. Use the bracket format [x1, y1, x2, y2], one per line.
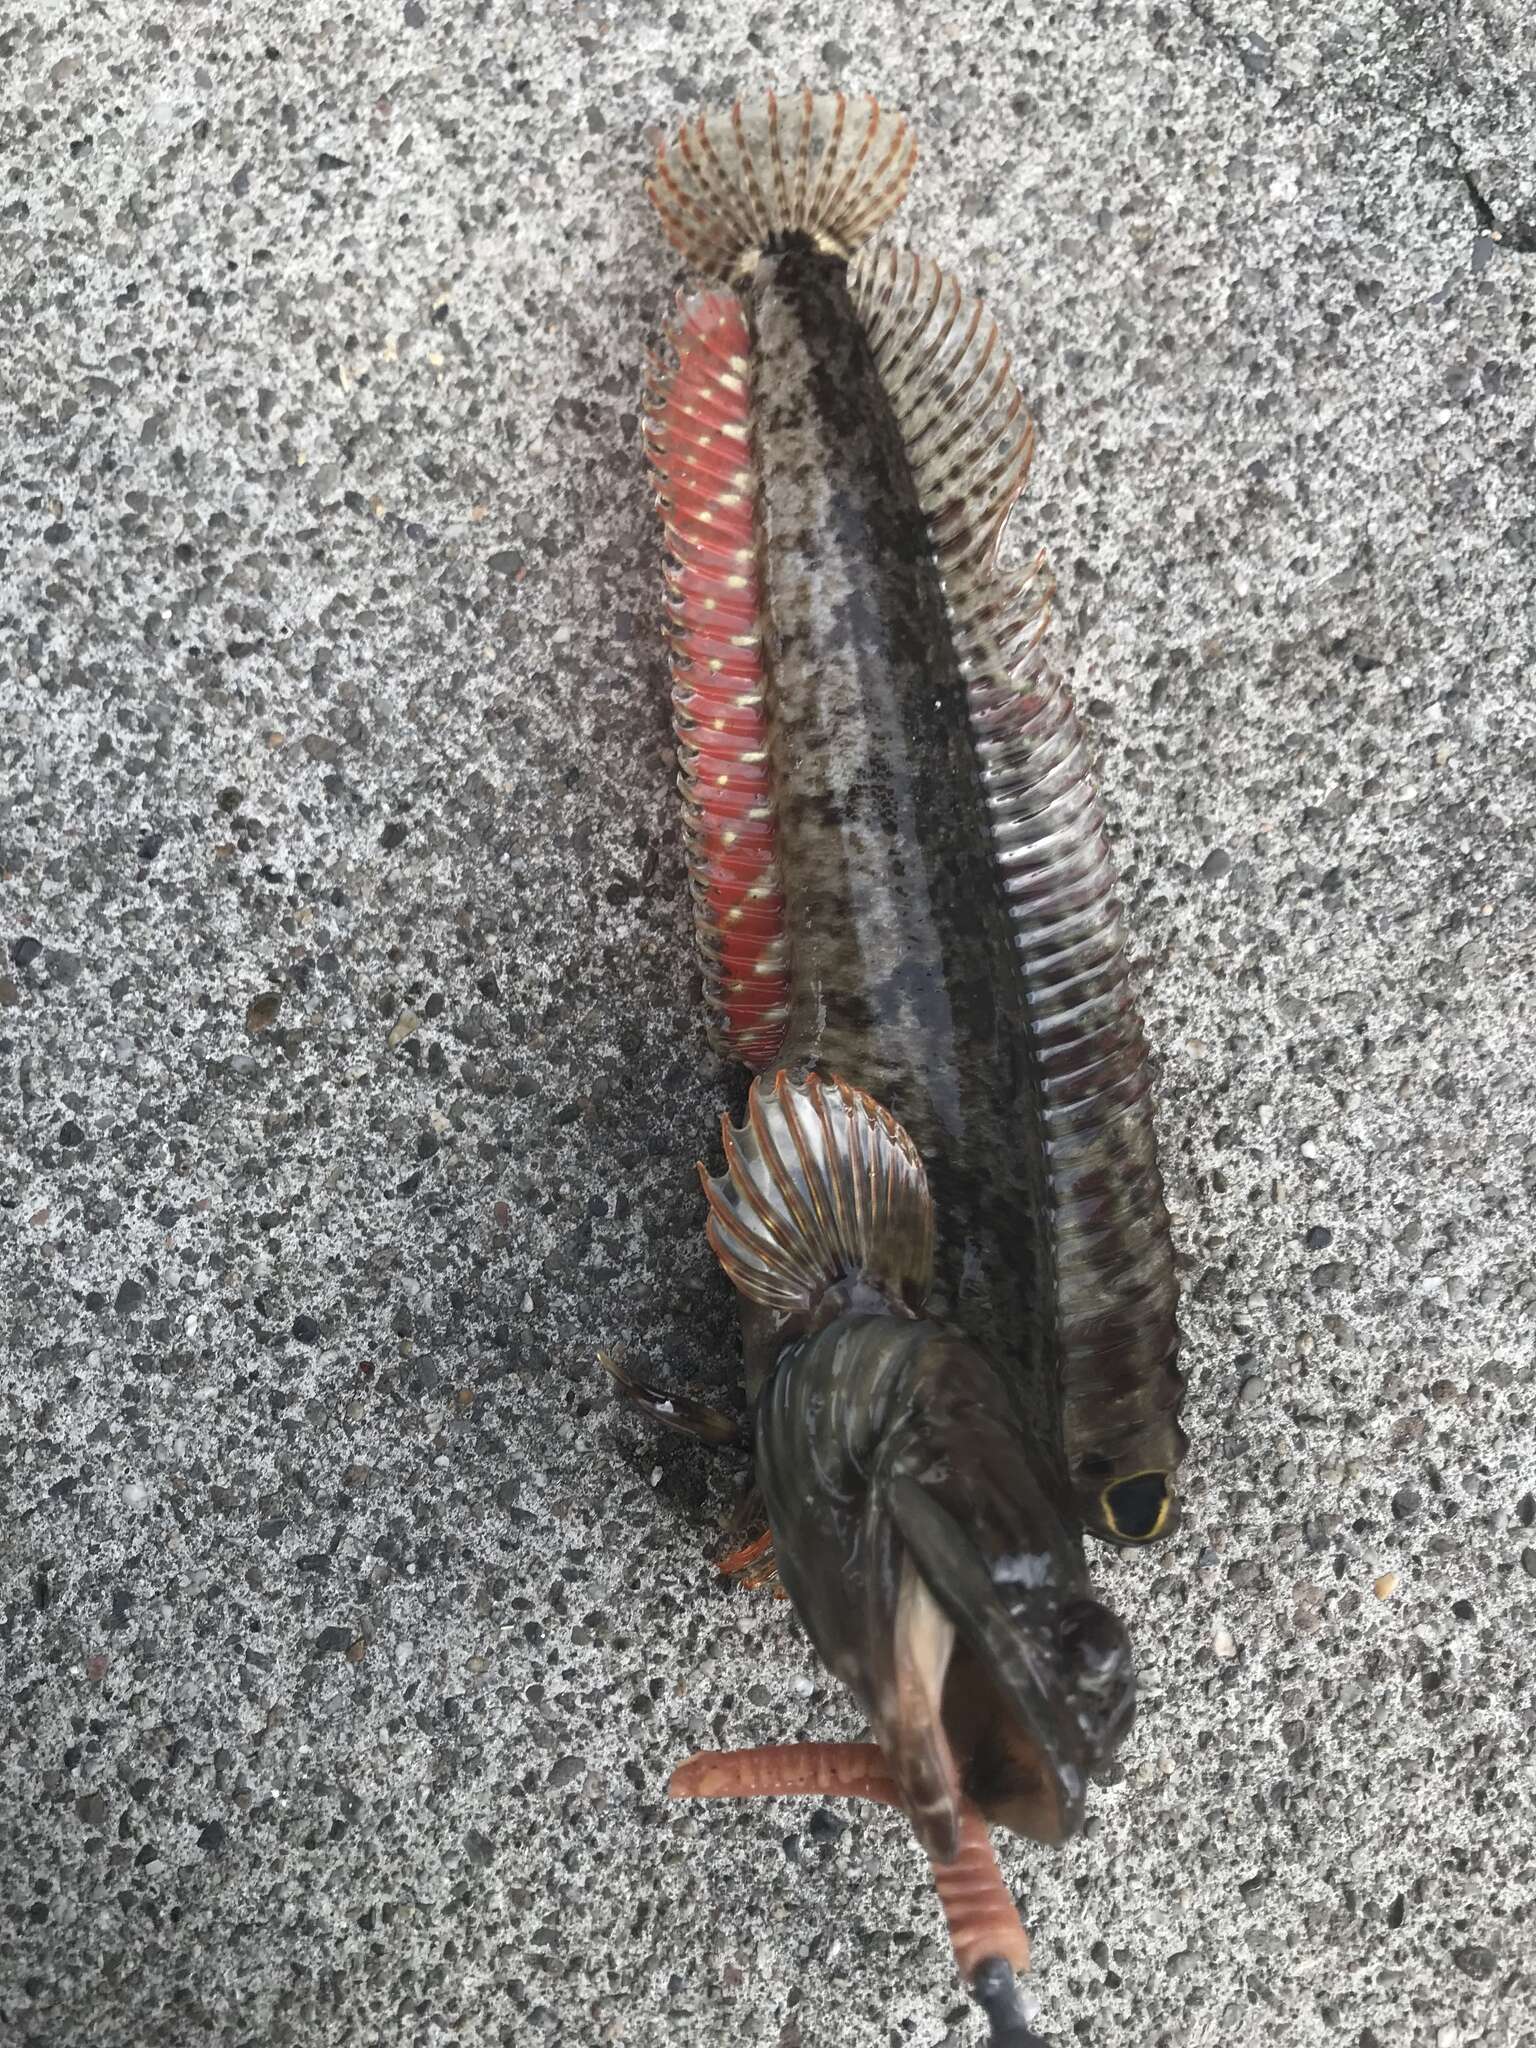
[648, 89, 918, 279]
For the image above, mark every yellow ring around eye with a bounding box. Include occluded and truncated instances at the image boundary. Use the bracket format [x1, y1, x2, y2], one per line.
[1100, 1470, 1173, 1543]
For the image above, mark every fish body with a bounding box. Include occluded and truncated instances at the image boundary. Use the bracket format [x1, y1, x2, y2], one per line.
[744, 242, 1058, 1446]
[634, 84, 1188, 1903]
[745, 243, 1056, 1441]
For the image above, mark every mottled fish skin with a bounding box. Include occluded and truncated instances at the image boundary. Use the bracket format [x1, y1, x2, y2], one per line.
[756, 1312, 1090, 1687]
[846, 245, 1186, 1540]
[743, 237, 1061, 1470]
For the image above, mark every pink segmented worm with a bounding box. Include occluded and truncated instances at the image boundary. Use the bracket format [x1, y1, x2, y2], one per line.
[667, 1740, 1030, 1974]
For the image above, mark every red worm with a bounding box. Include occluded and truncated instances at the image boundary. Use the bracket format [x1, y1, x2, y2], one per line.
[668, 1740, 896, 1803]
[930, 1807, 1031, 1977]
[667, 1740, 1030, 1975]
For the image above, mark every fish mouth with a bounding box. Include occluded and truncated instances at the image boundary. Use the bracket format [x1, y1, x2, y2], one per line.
[865, 1556, 964, 1860]
[878, 1473, 1090, 1853]
[752, 1311, 1134, 1863]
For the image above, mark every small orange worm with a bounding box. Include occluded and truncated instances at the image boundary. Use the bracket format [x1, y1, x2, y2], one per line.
[668, 1741, 1030, 1977]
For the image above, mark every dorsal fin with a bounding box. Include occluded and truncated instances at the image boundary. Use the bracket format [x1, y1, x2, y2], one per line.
[700, 1071, 933, 1317]
[849, 245, 1039, 581]
[848, 246, 1187, 1542]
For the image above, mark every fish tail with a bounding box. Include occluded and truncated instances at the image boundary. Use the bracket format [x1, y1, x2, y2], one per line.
[700, 1070, 933, 1319]
[647, 88, 917, 279]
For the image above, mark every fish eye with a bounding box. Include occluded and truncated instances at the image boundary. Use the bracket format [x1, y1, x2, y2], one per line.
[1100, 1470, 1172, 1542]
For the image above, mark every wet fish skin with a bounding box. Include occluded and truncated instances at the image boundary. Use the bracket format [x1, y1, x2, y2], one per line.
[745, 237, 1060, 1461]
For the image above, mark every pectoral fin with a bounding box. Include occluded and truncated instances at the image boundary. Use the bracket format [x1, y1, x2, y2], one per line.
[701, 1069, 934, 1319]
[596, 1349, 744, 1447]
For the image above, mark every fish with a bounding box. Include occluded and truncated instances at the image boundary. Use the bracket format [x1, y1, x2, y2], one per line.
[609, 86, 1189, 2034]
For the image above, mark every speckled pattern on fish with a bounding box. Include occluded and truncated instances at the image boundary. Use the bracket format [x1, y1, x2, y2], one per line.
[2, 7, 1533, 2047]
[746, 238, 1059, 1444]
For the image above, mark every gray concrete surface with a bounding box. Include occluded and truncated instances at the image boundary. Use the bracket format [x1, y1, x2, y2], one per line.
[3, 4, 1534, 2045]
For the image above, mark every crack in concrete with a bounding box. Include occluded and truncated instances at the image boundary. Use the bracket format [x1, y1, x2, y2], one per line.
[1460, 168, 1536, 252]
[1181, 2, 1533, 252]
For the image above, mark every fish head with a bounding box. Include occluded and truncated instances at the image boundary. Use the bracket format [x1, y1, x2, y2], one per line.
[754, 1314, 1136, 1862]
